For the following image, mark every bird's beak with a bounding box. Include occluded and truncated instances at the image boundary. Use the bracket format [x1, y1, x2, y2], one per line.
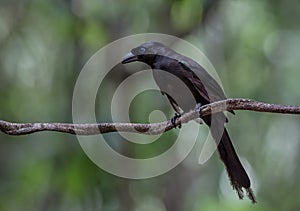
[121, 52, 139, 64]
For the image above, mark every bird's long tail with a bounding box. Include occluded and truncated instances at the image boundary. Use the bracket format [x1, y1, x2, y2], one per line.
[203, 115, 256, 203]
[218, 129, 256, 203]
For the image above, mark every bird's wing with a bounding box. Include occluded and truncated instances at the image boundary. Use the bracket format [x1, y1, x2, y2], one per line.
[178, 58, 227, 103]
[178, 58, 235, 115]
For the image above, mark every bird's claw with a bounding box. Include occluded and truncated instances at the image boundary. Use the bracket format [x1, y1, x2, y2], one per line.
[171, 113, 182, 128]
[194, 103, 204, 124]
[195, 103, 201, 117]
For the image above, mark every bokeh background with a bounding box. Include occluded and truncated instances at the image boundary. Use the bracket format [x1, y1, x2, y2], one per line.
[0, 0, 300, 210]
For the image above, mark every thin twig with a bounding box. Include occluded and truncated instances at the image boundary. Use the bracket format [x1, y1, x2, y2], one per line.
[0, 98, 299, 136]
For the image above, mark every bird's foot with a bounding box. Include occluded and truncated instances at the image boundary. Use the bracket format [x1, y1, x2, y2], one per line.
[194, 103, 203, 124]
[195, 103, 202, 116]
[171, 113, 182, 128]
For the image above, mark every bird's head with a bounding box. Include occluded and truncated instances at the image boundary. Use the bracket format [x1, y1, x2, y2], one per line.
[122, 41, 168, 66]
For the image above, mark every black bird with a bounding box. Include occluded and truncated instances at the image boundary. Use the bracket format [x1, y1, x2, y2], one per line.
[122, 41, 256, 203]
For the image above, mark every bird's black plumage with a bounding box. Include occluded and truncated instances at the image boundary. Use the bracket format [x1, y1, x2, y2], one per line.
[122, 41, 256, 203]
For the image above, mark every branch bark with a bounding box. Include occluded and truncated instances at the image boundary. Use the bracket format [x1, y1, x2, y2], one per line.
[1, 98, 300, 136]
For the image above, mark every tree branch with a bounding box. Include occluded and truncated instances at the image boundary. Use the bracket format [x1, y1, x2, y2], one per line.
[1, 98, 300, 136]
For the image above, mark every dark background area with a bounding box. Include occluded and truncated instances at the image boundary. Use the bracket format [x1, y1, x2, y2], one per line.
[0, 0, 300, 210]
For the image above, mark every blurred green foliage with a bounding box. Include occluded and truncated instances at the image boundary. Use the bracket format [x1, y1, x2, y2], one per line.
[0, 0, 300, 210]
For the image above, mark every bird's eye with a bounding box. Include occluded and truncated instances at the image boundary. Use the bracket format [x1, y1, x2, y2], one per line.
[139, 47, 146, 54]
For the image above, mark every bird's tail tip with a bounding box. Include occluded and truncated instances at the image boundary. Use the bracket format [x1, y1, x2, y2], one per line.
[233, 182, 257, 203]
[246, 188, 257, 203]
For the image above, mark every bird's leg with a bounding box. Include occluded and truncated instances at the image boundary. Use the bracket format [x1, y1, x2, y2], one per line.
[163, 93, 182, 128]
[171, 113, 182, 128]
